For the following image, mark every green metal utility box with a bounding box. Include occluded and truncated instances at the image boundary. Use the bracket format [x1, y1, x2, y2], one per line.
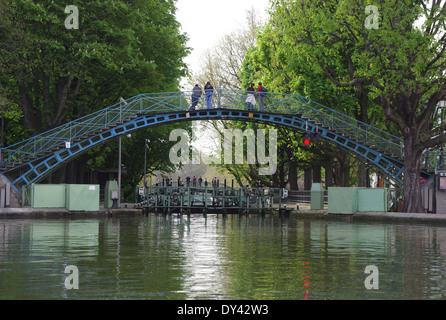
[30, 184, 66, 208]
[66, 184, 100, 211]
[310, 183, 324, 210]
[357, 188, 388, 212]
[104, 180, 119, 209]
[328, 187, 358, 214]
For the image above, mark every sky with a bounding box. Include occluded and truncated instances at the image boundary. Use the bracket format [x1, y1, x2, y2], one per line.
[175, 0, 271, 81]
[174, 0, 271, 153]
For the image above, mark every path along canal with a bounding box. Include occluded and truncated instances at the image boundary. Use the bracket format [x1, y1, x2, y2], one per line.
[0, 213, 445, 299]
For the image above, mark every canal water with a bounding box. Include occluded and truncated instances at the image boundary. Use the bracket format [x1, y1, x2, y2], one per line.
[0, 214, 445, 300]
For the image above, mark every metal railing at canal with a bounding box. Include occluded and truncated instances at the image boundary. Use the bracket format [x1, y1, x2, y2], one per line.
[137, 185, 402, 214]
[138, 185, 291, 214]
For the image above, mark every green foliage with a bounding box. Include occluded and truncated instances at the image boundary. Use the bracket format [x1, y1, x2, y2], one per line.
[0, 0, 190, 134]
[249, 0, 446, 210]
[0, 102, 30, 145]
[0, 0, 192, 199]
[265, 0, 446, 138]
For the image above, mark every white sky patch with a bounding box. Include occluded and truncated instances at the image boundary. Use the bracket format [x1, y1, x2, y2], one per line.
[175, 0, 270, 154]
[175, 0, 270, 77]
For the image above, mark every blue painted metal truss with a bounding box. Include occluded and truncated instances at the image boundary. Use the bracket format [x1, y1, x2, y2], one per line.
[0, 89, 432, 193]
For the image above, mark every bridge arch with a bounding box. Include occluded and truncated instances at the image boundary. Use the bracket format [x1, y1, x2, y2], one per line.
[0, 89, 428, 194]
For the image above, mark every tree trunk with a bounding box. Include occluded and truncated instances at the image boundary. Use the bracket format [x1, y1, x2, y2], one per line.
[312, 164, 321, 183]
[341, 160, 350, 187]
[278, 159, 286, 188]
[304, 166, 312, 190]
[334, 153, 350, 187]
[324, 157, 334, 188]
[289, 160, 298, 190]
[357, 160, 369, 187]
[402, 136, 423, 213]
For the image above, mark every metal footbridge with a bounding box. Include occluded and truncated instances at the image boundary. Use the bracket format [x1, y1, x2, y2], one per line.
[0, 89, 432, 194]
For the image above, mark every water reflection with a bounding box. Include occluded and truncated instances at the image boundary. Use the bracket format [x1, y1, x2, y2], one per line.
[0, 215, 446, 299]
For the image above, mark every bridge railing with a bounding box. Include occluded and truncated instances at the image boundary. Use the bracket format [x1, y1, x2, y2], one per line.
[421, 150, 446, 171]
[215, 90, 403, 158]
[143, 184, 289, 211]
[1, 89, 403, 167]
[294, 96, 404, 158]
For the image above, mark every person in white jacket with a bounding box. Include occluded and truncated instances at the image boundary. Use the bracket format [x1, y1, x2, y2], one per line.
[245, 83, 256, 111]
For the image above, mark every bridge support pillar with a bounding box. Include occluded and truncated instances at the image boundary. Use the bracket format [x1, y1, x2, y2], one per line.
[0, 174, 21, 208]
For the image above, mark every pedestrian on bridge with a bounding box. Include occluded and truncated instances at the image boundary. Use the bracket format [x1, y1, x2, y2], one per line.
[204, 81, 214, 109]
[246, 83, 256, 111]
[191, 84, 202, 110]
[256, 82, 266, 111]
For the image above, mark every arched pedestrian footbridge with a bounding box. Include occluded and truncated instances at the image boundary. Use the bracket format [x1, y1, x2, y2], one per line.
[0, 89, 431, 194]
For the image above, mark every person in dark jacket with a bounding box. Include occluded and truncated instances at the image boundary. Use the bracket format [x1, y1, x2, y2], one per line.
[256, 82, 265, 111]
[204, 81, 214, 109]
[190, 84, 202, 110]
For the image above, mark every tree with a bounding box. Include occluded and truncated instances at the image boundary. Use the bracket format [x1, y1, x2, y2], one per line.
[263, 0, 446, 212]
[0, 0, 189, 134]
[0, 0, 192, 199]
[239, 18, 368, 189]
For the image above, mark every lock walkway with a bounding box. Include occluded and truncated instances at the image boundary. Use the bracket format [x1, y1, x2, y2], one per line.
[140, 185, 290, 214]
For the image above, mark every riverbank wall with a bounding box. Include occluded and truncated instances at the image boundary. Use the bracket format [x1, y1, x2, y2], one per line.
[0, 206, 143, 218]
[2, 205, 446, 226]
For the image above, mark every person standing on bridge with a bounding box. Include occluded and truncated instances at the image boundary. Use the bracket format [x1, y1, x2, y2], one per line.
[191, 84, 202, 110]
[204, 81, 214, 109]
[246, 83, 256, 111]
[256, 82, 266, 111]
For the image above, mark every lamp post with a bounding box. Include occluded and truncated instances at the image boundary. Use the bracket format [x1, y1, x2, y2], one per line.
[144, 138, 150, 197]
